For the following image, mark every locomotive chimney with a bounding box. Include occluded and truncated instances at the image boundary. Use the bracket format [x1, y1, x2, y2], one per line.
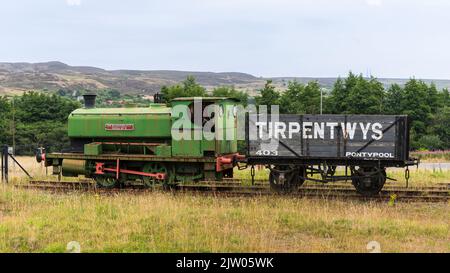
[83, 93, 97, 108]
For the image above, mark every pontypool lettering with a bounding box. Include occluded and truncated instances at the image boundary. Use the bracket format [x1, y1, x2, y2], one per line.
[345, 152, 394, 158]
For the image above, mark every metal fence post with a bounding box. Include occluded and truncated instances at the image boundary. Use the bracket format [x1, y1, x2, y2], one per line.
[1, 145, 3, 182]
[1, 145, 8, 183]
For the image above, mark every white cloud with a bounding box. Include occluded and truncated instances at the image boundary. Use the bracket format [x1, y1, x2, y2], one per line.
[66, 0, 81, 6]
[366, 0, 382, 7]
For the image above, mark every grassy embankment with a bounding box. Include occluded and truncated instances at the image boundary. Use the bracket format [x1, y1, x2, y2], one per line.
[0, 156, 448, 252]
[410, 151, 450, 163]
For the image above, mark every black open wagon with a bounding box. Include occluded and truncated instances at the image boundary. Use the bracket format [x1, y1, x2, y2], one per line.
[245, 114, 418, 195]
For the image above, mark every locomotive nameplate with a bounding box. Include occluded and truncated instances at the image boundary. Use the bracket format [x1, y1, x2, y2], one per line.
[105, 124, 135, 131]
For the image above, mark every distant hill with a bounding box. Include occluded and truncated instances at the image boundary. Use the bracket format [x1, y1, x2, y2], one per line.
[270, 77, 450, 92]
[0, 61, 265, 95]
[1, 61, 450, 95]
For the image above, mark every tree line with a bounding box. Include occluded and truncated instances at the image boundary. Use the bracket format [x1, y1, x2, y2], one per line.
[0, 92, 80, 154]
[0, 72, 448, 154]
[161, 73, 449, 150]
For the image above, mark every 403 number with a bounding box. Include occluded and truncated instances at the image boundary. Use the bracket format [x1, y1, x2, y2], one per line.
[255, 150, 278, 156]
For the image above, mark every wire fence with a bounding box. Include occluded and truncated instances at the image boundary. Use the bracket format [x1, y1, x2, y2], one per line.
[0, 143, 46, 156]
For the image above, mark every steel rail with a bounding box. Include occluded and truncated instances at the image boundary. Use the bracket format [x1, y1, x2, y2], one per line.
[14, 179, 450, 203]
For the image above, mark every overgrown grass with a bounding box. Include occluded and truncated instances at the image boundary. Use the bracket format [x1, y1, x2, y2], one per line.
[410, 151, 450, 163]
[1, 157, 448, 253]
[234, 167, 450, 187]
[0, 185, 449, 253]
[7, 156, 81, 183]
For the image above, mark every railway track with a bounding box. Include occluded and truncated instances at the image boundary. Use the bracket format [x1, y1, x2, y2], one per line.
[14, 178, 450, 203]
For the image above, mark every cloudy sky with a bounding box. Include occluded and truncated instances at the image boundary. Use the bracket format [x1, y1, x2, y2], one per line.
[1, 0, 450, 79]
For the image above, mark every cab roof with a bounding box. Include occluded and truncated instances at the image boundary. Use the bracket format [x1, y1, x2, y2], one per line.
[71, 105, 171, 115]
[171, 97, 240, 102]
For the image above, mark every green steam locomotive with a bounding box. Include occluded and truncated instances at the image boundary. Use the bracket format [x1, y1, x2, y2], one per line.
[37, 94, 242, 188]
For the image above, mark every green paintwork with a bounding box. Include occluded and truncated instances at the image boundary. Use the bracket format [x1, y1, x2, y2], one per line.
[61, 159, 86, 176]
[68, 104, 172, 138]
[68, 98, 238, 157]
[172, 138, 202, 157]
[84, 143, 102, 155]
[170, 98, 238, 156]
[46, 152, 217, 163]
[156, 145, 172, 157]
[202, 139, 215, 151]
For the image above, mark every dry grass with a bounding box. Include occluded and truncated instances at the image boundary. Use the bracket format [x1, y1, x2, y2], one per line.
[7, 156, 48, 180]
[410, 151, 450, 163]
[6, 156, 79, 183]
[234, 167, 450, 187]
[0, 87, 27, 96]
[0, 186, 448, 253]
[1, 157, 448, 253]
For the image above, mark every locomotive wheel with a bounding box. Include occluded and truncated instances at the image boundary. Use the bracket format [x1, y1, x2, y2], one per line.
[351, 166, 386, 196]
[95, 176, 119, 189]
[269, 165, 304, 193]
[142, 162, 168, 188]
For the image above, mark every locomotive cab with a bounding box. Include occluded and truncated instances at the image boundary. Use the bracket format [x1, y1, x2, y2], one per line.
[170, 97, 239, 157]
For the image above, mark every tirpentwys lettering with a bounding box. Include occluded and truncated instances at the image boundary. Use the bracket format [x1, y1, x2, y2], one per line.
[254, 122, 383, 140]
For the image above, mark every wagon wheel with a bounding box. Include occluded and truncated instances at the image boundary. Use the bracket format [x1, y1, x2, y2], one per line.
[142, 162, 169, 188]
[297, 166, 306, 187]
[351, 166, 386, 196]
[95, 176, 119, 189]
[269, 165, 304, 193]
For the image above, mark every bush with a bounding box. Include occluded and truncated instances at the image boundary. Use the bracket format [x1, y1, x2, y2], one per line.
[417, 135, 444, 151]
